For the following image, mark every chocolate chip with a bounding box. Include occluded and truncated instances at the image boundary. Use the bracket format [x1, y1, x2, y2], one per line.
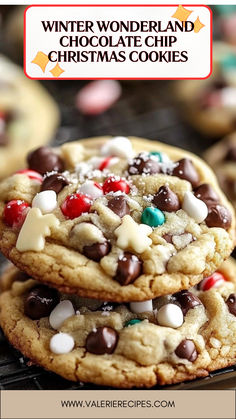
[212, 78, 228, 90]
[41, 172, 69, 194]
[153, 185, 180, 212]
[114, 252, 142, 286]
[175, 339, 198, 362]
[226, 293, 236, 316]
[163, 234, 173, 243]
[205, 205, 232, 229]
[27, 146, 64, 175]
[173, 290, 202, 316]
[172, 158, 200, 188]
[128, 154, 160, 175]
[83, 241, 111, 262]
[24, 285, 60, 320]
[194, 184, 220, 207]
[224, 146, 236, 162]
[108, 196, 130, 218]
[85, 326, 118, 354]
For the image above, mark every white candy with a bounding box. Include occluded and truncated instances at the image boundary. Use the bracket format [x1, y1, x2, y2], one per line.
[157, 304, 183, 328]
[50, 332, 75, 354]
[160, 152, 171, 163]
[32, 190, 57, 214]
[115, 215, 152, 253]
[78, 180, 103, 199]
[49, 300, 75, 330]
[101, 137, 134, 159]
[130, 300, 153, 314]
[16, 208, 59, 252]
[221, 87, 236, 107]
[76, 162, 91, 176]
[88, 157, 104, 169]
[182, 191, 208, 223]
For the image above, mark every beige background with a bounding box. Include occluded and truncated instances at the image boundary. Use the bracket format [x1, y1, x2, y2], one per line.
[1, 390, 235, 419]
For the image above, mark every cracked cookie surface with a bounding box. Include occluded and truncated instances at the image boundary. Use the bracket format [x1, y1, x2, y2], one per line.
[0, 54, 59, 179]
[0, 136, 234, 301]
[0, 259, 235, 388]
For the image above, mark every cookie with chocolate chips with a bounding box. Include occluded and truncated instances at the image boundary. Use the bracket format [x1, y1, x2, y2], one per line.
[174, 42, 236, 138]
[0, 54, 59, 179]
[0, 136, 234, 301]
[0, 259, 235, 388]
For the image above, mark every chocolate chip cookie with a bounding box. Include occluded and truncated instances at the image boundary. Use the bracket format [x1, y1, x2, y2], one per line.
[175, 42, 236, 137]
[0, 54, 59, 179]
[0, 259, 235, 387]
[0, 136, 234, 301]
[204, 132, 236, 211]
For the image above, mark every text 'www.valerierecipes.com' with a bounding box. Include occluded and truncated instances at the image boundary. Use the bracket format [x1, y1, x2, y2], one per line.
[61, 399, 176, 409]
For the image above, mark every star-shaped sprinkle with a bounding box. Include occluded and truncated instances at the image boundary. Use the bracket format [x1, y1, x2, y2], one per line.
[114, 215, 152, 253]
[31, 51, 49, 73]
[172, 5, 192, 22]
[50, 63, 65, 78]
[16, 207, 59, 252]
[194, 17, 205, 33]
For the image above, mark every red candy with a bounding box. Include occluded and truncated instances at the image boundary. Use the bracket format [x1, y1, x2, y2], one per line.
[4, 200, 30, 228]
[61, 193, 92, 219]
[102, 176, 130, 194]
[199, 272, 226, 291]
[15, 169, 43, 183]
[99, 157, 115, 171]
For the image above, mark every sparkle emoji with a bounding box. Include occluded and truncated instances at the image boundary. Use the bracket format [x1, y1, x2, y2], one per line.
[172, 5, 192, 22]
[194, 17, 205, 33]
[31, 51, 49, 73]
[50, 63, 65, 78]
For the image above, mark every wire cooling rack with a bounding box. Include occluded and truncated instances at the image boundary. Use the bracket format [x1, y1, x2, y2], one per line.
[0, 76, 235, 390]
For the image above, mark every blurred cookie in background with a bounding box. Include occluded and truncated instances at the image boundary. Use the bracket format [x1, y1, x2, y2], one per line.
[204, 132, 236, 211]
[0, 54, 59, 179]
[215, 5, 236, 46]
[174, 42, 236, 138]
[2, 6, 25, 62]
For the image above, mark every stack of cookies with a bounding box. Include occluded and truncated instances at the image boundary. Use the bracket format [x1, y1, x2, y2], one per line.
[0, 136, 235, 388]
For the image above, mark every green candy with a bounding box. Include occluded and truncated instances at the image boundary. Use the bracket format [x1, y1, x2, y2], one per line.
[149, 151, 163, 162]
[141, 207, 165, 227]
[125, 319, 143, 327]
[221, 54, 236, 72]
